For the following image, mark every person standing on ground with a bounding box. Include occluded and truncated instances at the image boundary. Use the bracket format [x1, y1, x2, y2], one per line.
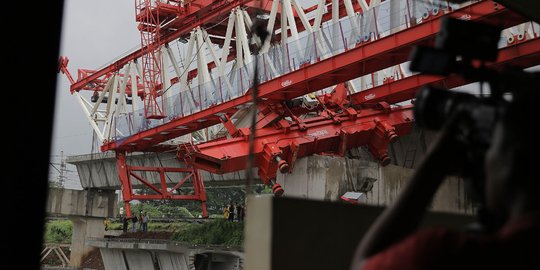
[237, 204, 244, 222]
[103, 218, 111, 231]
[131, 215, 138, 233]
[122, 215, 128, 232]
[228, 202, 236, 222]
[138, 210, 143, 232]
[223, 204, 230, 220]
[142, 212, 149, 232]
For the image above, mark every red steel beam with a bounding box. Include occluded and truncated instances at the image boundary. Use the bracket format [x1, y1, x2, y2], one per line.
[128, 166, 193, 172]
[131, 194, 202, 200]
[186, 105, 414, 183]
[70, 0, 255, 92]
[117, 151, 208, 218]
[102, 0, 527, 152]
[352, 37, 540, 105]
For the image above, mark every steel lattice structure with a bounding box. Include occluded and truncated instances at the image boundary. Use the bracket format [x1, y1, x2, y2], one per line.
[59, 0, 540, 217]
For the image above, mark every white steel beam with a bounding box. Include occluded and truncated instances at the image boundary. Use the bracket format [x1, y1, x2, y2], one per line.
[105, 74, 118, 116]
[219, 12, 236, 76]
[160, 46, 173, 115]
[237, 9, 252, 64]
[332, 0, 340, 49]
[235, 9, 244, 68]
[74, 92, 105, 142]
[166, 45, 182, 81]
[130, 60, 141, 112]
[81, 96, 106, 121]
[181, 31, 196, 89]
[114, 64, 129, 118]
[195, 28, 211, 83]
[344, 0, 361, 39]
[242, 9, 253, 31]
[280, 1, 289, 67]
[313, 0, 326, 30]
[103, 74, 119, 138]
[263, 53, 279, 78]
[90, 77, 113, 116]
[202, 29, 221, 69]
[180, 31, 198, 112]
[203, 28, 235, 99]
[261, 0, 279, 53]
[291, 0, 313, 33]
[312, 0, 330, 57]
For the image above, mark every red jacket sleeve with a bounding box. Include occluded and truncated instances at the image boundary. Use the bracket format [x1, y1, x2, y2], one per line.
[362, 227, 466, 270]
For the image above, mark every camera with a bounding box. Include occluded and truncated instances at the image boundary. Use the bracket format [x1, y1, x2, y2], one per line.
[411, 17, 540, 154]
[410, 18, 504, 179]
[409, 17, 540, 202]
[409, 18, 540, 231]
[414, 86, 498, 151]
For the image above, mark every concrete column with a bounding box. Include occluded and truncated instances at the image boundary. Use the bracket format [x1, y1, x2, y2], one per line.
[156, 252, 190, 270]
[125, 250, 156, 270]
[69, 217, 106, 267]
[101, 249, 128, 270]
[47, 188, 117, 267]
[276, 155, 378, 201]
[277, 155, 473, 214]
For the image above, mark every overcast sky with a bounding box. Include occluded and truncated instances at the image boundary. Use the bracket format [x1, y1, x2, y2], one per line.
[52, 0, 139, 158]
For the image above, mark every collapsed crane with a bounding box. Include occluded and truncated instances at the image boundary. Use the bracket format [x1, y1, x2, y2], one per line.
[59, 0, 540, 217]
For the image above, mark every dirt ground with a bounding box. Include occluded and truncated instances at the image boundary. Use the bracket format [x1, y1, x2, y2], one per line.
[81, 248, 104, 270]
[117, 231, 174, 239]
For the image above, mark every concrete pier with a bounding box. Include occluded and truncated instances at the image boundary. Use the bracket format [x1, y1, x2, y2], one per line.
[277, 155, 473, 214]
[46, 188, 117, 267]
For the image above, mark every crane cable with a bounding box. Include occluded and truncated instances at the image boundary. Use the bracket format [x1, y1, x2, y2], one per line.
[245, 0, 270, 195]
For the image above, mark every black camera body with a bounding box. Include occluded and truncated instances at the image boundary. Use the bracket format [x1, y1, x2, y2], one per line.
[414, 86, 500, 202]
[409, 17, 539, 203]
[411, 18, 504, 177]
[414, 86, 498, 151]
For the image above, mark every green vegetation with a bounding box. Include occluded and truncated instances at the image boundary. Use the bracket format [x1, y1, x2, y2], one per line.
[44, 186, 257, 245]
[107, 221, 189, 232]
[44, 220, 72, 244]
[127, 203, 194, 219]
[44, 219, 244, 247]
[131, 185, 272, 217]
[172, 219, 244, 246]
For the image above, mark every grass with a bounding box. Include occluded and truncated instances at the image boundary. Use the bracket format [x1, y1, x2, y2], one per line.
[172, 219, 244, 246]
[107, 221, 190, 231]
[44, 220, 72, 244]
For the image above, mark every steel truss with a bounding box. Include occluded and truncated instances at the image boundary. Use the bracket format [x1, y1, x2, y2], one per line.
[58, 0, 540, 215]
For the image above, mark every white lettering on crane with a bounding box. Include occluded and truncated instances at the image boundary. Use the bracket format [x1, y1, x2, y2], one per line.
[281, 80, 292, 87]
[308, 130, 329, 137]
[458, 14, 471, 20]
[364, 93, 376, 100]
